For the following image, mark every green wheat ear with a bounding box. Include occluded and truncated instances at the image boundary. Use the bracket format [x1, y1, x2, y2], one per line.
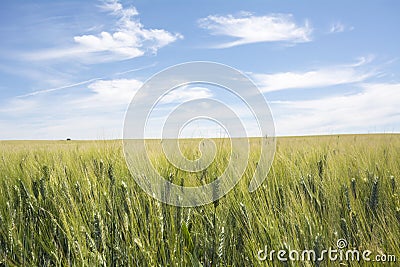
[340, 218, 349, 241]
[369, 178, 379, 214]
[42, 165, 50, 180]
[32, 179, 39, 200]
[351, 178, 357, 199]
[217, 226, 225, 264]
[107, 164, 115, 185]
[390, 176, 396, 194]
[212, 178, 220, 208]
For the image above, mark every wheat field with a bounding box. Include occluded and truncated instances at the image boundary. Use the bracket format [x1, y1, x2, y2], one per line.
[0, 134, 399, 266]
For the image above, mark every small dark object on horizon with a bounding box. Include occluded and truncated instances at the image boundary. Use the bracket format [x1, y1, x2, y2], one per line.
[66, 138, 71, 141]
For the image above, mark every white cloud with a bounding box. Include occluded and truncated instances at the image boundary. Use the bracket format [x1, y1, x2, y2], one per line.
[3, 81, 215, 139]
[79, 81, 213, 109]
[160, 86, 213, 104]
[26, 0, 182, 62]
[198, 13, 312, 48]
[80, 78, 143, 108]
[17, 63, 157, 98]
[0, 78, 144, 140]
[329, 21, 353, 33]
[271, 83, 400, 135]
[0, 98, 39, 115]
[252, 57, 375, 92]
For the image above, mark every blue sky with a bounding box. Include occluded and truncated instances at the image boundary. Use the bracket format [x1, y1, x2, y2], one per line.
[0, 0, 399, 139]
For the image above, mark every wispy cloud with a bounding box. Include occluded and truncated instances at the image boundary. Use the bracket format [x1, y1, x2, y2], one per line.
[329, 21, 354, 33]
[198, 12, 312, 48]
[272, 82, 400, 135]
[81, 78, 143, 108]
[159, 86, 213, 104]
[80, 81, 213, 109]
[0, 78, 144, 140]
[252, 57, 375, 92]
[17, 62, 157, 98]
[24, 0, 182, 63]
[18, 78, 102, 98]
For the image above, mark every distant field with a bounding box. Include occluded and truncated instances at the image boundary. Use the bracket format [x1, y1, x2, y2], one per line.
[0, 134, 399, 266]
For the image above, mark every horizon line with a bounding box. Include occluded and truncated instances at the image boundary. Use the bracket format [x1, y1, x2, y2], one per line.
[1, 132, 399, 142]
